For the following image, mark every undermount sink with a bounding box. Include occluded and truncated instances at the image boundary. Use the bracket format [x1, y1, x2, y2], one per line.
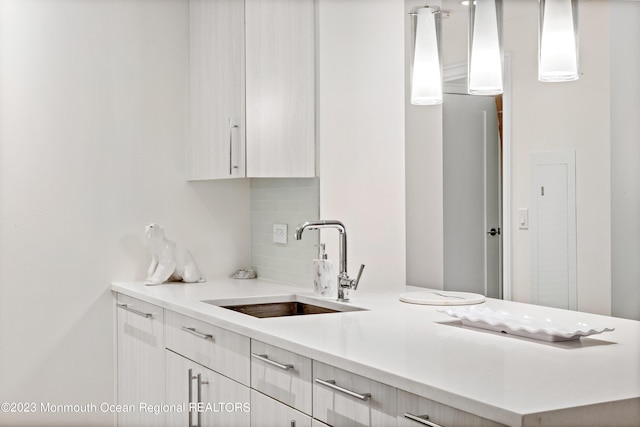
[203, 295, 366, 319]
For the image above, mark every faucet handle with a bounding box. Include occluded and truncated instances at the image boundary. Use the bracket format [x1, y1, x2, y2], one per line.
[352, 264, 365, 290]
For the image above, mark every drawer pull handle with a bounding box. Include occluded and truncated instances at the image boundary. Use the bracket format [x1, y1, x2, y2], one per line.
[181, 326, 214, 341]
[188, 369, 195, 427]
[315, 378, 371, 401]
[117, 303, 153, 318]
[251, 353, 294, 370]
[404, 412, 443, 427]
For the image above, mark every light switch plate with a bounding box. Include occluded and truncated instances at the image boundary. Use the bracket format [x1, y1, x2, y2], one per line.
[273, 223, 288, 244]
[518, 208, 529, 229]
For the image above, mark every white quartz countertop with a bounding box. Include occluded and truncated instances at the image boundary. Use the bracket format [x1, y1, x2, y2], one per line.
[112, 279, 640, 426]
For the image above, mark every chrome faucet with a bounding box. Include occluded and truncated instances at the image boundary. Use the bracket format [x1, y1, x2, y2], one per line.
[295, 220, 365, 302]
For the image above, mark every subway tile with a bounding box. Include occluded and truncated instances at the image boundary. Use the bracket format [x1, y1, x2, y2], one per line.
[250, 178, 319, 286]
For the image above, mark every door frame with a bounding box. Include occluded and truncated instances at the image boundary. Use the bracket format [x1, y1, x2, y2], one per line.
[443, 53, 512, 300]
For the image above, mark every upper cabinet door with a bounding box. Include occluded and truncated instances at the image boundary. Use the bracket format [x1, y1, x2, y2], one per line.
[245, 0, 315, 178]
[187, 0, 245, 180]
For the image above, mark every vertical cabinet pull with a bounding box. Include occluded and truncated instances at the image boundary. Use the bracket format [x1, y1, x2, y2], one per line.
[187, 370, 209, 427]
[196, 373, 209, 427]
[229, 118, 239, 175]
[315, 378, 371, 401]
[117, 303, 152, 318]
[404, 412, 443, 427]
[251, 353, 294, 370]
[188, 369, 195, 427]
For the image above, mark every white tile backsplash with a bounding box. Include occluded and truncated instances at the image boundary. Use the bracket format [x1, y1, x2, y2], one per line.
[251, 178, 319, 287]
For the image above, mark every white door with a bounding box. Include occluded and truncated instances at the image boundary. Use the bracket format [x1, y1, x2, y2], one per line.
[443, 94, 501, 298]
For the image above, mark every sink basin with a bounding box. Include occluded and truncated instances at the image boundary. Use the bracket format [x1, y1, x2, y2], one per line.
[219, 301, 339, 318]
[203, 295, 365, 319]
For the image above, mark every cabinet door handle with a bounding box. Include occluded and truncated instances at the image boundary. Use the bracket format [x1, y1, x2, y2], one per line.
[117, 303, 152, 318]
[197, 373, 209, 427]
[229, 119, 239, 175]
[181, 326, 214, 341]
[188, 369, 195, 427]
[251, 353, 294, 370]
[404, 412, 443, 427]
[315, 378, 371, 401]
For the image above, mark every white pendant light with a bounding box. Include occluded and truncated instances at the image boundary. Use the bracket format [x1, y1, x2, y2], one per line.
[468, 0, 503, 95]
[539, 0, 579, 82]
[411, 6, 443, 106]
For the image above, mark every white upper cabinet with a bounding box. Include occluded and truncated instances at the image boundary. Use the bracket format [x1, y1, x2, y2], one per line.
[187, 0, 315, 180]
[245, 0, 315, 177]
[187, 0, 245, 180]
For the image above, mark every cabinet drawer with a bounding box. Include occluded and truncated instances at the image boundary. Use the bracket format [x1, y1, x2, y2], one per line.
[397, 389, 506, 427]
[250, 389, 312, 427]
[312, 361, 396, 427]
[165, 310, 250, 385]
[251, 340, 312, 415]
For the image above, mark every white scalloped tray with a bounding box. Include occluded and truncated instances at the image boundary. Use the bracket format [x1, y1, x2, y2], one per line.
[437, 306, 615, 342]
[399, 291, 485, 306]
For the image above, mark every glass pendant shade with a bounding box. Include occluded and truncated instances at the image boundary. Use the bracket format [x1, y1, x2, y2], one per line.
[411, 7, 442, 106]
[539, 0, 579, 82]
[468, 0, 504, 95]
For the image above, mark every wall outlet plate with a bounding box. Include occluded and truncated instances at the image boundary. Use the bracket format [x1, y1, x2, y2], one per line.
[273, 223, 288, 244]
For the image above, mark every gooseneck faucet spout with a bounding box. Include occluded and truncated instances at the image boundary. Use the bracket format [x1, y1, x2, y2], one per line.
[295, 220, 364, 302]
[295, 220, 347, 273]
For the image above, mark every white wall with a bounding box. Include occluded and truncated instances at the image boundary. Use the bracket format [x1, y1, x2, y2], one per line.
[611, 0, 640, 320]
[506, 0, 612, 314]
[407, 0, 617, 315]
[317, 0, 406, 293]
[0, 1, 251, 425]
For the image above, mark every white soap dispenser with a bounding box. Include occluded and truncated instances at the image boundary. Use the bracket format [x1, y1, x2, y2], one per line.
[313, 243, 336, 298]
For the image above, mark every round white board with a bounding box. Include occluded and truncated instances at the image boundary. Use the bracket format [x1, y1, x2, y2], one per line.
[399, 290, 486, 306]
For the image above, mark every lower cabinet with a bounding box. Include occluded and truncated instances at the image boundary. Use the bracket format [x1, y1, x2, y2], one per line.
[397, 389, 506, 427]
[312, 361, 397, 427]
[116, 294, 165, 427]
[250, 389, 312, 427]
[114, 293, 504, 427]
[165, 349, 251, 427]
